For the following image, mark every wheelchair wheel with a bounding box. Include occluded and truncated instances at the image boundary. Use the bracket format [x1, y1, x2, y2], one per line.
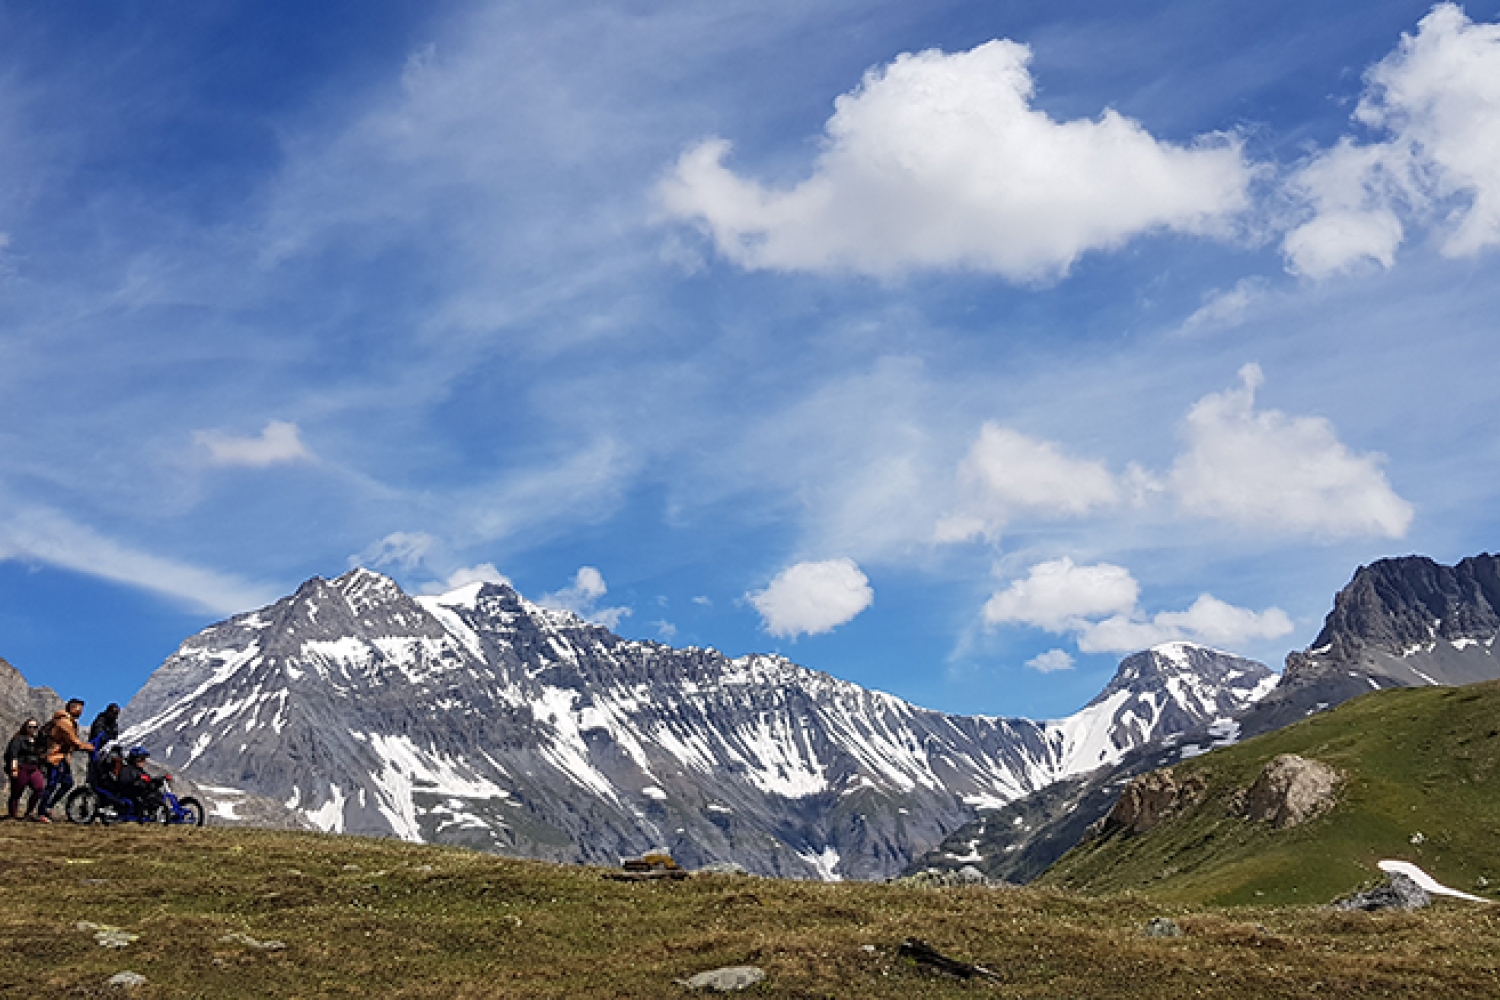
[64, 788, 99, 825]
[175, 797, 205, 827]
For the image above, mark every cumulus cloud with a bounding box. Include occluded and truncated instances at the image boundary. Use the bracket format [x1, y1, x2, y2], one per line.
[748, 558, 874, 638]
[1169, 364, 1413, 538]
[1026, 649, 1075, 673]
[417, 562, 511, 596]
[0, 505, 275, 614]
[983, 558, 1138, 631]
[538, 566, 631, 629]
[194, 420, 314, 467]
[984, 556, 1292, 654]
[1283, 4, 1500, 276]
[663, 39, 1255, 280]
[1076, 597, 1293, 654]
[936, 425, 1119, 543]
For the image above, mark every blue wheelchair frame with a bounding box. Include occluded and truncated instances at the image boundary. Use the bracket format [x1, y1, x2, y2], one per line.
[64, 743, 205, 827]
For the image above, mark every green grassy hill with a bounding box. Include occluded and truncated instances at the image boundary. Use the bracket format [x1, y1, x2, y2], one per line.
[1038, 680, 1500, 907]
[4, 819, 1500, 997]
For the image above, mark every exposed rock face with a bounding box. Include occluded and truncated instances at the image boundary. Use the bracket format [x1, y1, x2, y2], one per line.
[122, 571, 1274, 880]
[1241, 555, 1500, 736]
[0, 656, 63, 743]
[1096, 767, 1206, 837]
[1242, 755, 1341, 829]
[1334, 873, 1430, 912]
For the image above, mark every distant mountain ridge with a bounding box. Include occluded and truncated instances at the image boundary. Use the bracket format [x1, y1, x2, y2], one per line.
[1238, 553, 1500, 736]
[909, 552, 1500, 884]
[120, 569, 1273, 880]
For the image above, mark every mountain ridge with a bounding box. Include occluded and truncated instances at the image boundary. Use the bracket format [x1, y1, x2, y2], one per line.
[120, 568, 1273, 880]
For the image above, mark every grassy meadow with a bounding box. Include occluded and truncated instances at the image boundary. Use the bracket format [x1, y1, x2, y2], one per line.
[1040, 681, 1500, 906]
[3, 821, 1500, 998]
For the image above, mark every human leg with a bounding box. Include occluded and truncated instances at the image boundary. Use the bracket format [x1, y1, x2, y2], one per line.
[18, 764, 45, 818]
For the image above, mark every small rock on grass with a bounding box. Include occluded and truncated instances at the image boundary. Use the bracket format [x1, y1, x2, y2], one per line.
[677, 965, 766, 991]
[78, 922, 140, 948]
[107, 971, 147, 988]
[220, 932, 287, 951]
[1143, 917, 1183, 938]
[1333, 873, 1430, 912]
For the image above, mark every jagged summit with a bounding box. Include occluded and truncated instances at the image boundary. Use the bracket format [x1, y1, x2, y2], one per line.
[1090, 642, 1274, 705]
[122, 570, 1274, 880]
[1238, 554, 1500, 736]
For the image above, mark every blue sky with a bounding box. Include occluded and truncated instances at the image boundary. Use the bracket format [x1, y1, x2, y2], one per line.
[3, 0, 1499, 720]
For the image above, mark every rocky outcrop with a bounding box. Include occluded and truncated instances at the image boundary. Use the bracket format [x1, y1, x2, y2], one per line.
[1241, 755, 1340, 829]
[1094, 767, 1206, 837]
[1334, 873, 1430, 911]
[0, 656, 63, 743]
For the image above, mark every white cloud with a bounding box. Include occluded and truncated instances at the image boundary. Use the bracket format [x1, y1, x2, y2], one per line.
[194, 420, 314, 467]
[1283, 4, 1500, 276]
[357, 532, 439, 573]
[985, 557, 1292, 655]
[1076, 597, 1293, 653]
[936, 425, 1119, 543]
[1169, 364, 1413, 538]
[1179, 277, 1269, 335]
[748, 558, 874, 638]
[983, 558, 1138, 631]
[0, 506, 276, 615]
[539, 566, 631, 629]
[417, 562, 511, 596]
[663, 39, 1255, 280]
[1026, 649, 1075, 674]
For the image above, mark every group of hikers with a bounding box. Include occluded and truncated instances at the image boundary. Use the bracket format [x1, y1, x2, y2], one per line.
[3, 699, 162, 822]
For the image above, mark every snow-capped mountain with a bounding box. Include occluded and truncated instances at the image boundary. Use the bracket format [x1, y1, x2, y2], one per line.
[1239, 553, 1500, 736]
[122, 569, 1273, 880]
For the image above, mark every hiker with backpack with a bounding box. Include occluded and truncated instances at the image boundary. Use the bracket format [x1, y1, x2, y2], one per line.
[5, 718, 47, 820]
[37, 699, 93, 820]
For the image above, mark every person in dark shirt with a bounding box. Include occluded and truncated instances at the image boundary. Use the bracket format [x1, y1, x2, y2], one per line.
[88, 703, 121, 745]
[5, 719, 46, 820]
[116, 747, 165, 820]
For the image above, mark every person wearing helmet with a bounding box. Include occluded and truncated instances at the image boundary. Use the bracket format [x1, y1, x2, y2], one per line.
[116, 746, 165, 821]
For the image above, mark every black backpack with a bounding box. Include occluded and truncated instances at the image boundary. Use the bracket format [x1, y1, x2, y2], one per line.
[33, 717, 58, 761]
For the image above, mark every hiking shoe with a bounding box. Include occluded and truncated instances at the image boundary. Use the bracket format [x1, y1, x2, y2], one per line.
[35, 814, 51, 824]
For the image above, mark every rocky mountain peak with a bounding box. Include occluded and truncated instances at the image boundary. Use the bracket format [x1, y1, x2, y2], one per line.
[121, 571, 1277, 881]
[1238, 553, 1500, 737]
[1084, 642, 1275, 715]
[1307, 554, 1500, 660]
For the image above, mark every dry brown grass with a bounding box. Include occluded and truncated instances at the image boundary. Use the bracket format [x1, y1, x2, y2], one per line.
[2, 822, 1499, 998]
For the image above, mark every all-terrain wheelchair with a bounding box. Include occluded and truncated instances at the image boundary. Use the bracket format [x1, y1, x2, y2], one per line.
[64, 743, 205, 827]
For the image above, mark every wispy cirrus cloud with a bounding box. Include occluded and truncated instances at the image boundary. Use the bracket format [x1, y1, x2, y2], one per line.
[0, 505, 276, 615]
